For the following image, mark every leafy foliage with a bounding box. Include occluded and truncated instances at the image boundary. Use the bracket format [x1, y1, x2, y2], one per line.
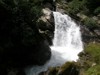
[0, 0, 52, 71]
[83, 17, 98, 31]
[84, 0, 100, 13]
[94, 7, 100, 15]
[68, 0, 84, 14]
[67, 0, 100, 15]
[84, 65, 100, 75]
[0, 0, 43, 49]
[85, 43, 100, 64]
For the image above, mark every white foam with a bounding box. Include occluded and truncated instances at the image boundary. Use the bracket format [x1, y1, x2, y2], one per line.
[25, 12, 83, 75]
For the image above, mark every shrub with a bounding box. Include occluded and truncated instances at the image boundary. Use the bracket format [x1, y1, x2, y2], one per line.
[85, 43, 100, 64]
[84, 65, 100, 75]
[67, 0, 100, 15]
[68, 0, 84, 14]
[83, 17, 98, 31]
[94, 7, 100, 15]
[83, 0, 100, 13]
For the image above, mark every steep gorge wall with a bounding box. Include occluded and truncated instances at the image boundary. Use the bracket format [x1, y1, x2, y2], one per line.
[0, 0, 56, 75]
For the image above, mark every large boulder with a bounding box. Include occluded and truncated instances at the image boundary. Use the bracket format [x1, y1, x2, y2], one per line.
[37, 7, 55, 45]
[39, 62, 80, 75]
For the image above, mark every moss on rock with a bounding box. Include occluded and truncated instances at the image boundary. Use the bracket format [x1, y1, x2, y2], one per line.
[85, 43, 100, 64]
[84, 65, 100, 75]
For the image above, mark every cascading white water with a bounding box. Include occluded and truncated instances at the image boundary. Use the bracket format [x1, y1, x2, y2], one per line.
[25, 12, 83, 75]
[51, 12, 83, 61]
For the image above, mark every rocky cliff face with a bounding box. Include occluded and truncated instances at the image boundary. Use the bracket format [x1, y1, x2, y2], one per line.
[0, 0, 56, 75]
[55, 0, 100, 44]
[37, 7, 54, 45]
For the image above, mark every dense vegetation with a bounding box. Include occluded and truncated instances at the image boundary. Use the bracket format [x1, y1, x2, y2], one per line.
[81, 43, 100, 75]
[85, 43, 100, 64]
[67, 0, 100, 15]
[67, 0, 100, 30]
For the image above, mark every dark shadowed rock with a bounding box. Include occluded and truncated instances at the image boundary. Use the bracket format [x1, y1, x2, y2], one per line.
[37, 7, 54, 45]
[0, 1, 52, 75]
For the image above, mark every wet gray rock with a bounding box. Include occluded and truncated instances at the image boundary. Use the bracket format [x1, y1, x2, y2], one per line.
[37, 7, 55, 45]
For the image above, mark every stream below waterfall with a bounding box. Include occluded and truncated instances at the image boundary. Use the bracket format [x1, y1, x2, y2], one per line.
[25, 12, 83, 75]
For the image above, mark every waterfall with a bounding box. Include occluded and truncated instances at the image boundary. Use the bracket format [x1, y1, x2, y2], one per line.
[51, 12, 83, 61]
[25, 12, 83, 75]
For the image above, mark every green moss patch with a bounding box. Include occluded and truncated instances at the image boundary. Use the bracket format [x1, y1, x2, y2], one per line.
[85, 43, 100, 64]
